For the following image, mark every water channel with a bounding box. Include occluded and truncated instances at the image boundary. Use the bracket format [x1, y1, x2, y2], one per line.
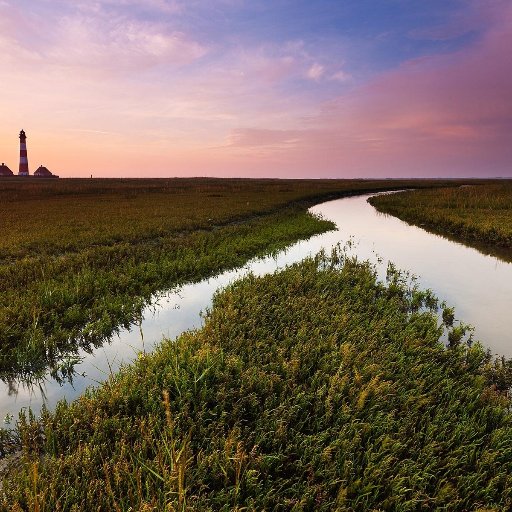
[2, 192, 512, 422]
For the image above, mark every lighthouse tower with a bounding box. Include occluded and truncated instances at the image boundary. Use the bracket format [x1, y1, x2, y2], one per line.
[18, 129, 29, 176]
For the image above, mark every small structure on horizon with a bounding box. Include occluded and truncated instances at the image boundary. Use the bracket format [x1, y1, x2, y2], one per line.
[34, 165, 59, 178]
[0, 163, 14, 177]
[18, 129, 29, 176]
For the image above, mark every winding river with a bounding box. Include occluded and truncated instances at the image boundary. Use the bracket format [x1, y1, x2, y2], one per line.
[2, 192, 511, 422]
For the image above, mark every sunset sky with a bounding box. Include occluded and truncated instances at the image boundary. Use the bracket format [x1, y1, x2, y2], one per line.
[0, 0, 511, 178]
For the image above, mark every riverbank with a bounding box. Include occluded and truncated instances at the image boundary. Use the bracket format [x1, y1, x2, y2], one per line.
[2, 251, 511, 510]
[368, 183, 512, 261]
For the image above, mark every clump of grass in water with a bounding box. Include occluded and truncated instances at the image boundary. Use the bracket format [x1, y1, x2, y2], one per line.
[2, 249, 511, 510]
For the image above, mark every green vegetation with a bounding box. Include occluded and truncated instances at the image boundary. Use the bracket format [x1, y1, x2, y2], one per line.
[0, 177, 467, 384]
[369, 183, 512, 260]
[2, 251, 511, 510]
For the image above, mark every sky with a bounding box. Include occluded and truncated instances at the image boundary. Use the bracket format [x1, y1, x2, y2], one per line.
[0, 0, 511, 178]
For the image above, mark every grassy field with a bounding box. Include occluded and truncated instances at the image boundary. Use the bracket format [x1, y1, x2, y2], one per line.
[0, 177, 470, 384]
[368, 183, 512, 260]
[2, 250, 511, 510]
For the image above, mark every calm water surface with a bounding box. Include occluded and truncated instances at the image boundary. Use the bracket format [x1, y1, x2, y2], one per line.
[2, 193, 512, 422]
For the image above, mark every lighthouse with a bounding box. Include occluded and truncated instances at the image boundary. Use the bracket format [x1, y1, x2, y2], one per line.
[18, 129, 29, 176]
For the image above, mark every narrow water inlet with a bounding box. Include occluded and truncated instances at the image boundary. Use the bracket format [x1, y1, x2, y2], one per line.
[2, 192, 512, 422]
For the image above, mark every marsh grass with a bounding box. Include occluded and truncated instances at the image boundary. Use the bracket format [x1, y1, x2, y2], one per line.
[369, 183, 512, 260]
[2, 250, 511, 510]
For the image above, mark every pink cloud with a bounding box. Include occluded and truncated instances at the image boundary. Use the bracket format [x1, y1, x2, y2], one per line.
[330, 70, 351, 83]
[51, 16, 208, 73]
[74, 0, 184, 15]
[0, 2, 208, 76]
[306, 63, 325, 81]
[225, 1, 512, 177]
[231, 47, 298, 85]
[351, 10, 512, 153]
[227, 128, 302, 150]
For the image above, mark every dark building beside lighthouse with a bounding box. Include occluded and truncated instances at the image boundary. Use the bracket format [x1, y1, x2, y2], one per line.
[0, 163, 14, 177]
[34, 165, 58, 178]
